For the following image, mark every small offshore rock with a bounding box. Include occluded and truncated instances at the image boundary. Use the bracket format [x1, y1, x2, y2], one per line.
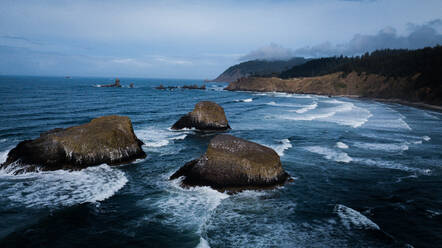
[171, 101, 230, 131]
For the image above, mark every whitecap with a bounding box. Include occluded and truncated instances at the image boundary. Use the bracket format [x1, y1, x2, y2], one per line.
[196, 237, 211, 248]
[235, 98, 253, 103]
[0, 164, 127, 208]
[267, 139, 292, 156]
[423, 136, 431, 141]
[294, 101, 318, 114]
[353, 142, 409, 152]
[266, 101, 303, 107]
[0, 148, 11, 164]
[136, 126, 188, 148]
[152, 177, 229, 246]
[334, 204, 380, 230]
[281, 111, 336, 121]
[336, 142, 349, 149]
[304, 146, 352, 163]
[354, 158, 431, 175]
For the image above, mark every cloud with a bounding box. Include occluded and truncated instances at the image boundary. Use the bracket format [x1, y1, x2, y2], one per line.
[239, 43, 295, 61]
[294, 19, 442, 57]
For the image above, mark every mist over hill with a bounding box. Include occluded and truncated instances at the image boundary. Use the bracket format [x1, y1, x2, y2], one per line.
[210, 57, 307, 83]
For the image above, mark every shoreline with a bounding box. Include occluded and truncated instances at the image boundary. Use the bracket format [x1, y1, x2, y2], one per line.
[226, 88, 442, 113]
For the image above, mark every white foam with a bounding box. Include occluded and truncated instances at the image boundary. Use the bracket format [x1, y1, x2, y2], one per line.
[294, 102, 318, 114]
[334, 204, 380, 230]
[336, 142, 349, 149]
[282, 111, 336, 121]
[0, 148, 10, 164]
[275, 99, 372, 128]
[136, 126, 188, 148]
[267, 139, 292, 156]
[0, 164, 127, 208]
[0, 138, 6, 143]
[305, 146, 352, 163]
[353, 142, 409, 152]
[151, 177, 229, 245]
[242, 98, 253, 102]
[355, 158, 431, 175]
[266, 101, 303, 107]
[423, 136, 431, 141]
[196, 237, 211, 248]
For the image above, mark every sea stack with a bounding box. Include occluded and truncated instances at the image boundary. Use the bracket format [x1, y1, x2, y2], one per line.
[170, 134, 290, 192]
[1, 115, 146, 173]
[171, 101, 230, 131]
[102, 78, 122, 87]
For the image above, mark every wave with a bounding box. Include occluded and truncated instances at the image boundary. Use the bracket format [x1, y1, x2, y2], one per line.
[353, 142, 409, 152]
[294, 101, 318, 114]
[274, 99, 372, 128]
[152, 176, 229, 248]
[336, 142, 349, 149]
[266, 101, 304, 107]
[135, 126, 188, 148]
[354, 158, 431, 175]
[0, 164, 127, 208]
[304, 146, 352, 163]
[423, 135, 431, 141]
[334, 204, 380, 230]
[235, 98, 253, 103]
[267, 139, 292, 156]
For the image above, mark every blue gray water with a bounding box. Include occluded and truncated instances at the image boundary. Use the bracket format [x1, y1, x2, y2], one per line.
[0, 76, 441, 248]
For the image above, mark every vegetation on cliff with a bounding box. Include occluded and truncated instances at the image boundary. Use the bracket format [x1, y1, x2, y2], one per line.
[211, 57, 307, 82]
[226, 46, 441, 105]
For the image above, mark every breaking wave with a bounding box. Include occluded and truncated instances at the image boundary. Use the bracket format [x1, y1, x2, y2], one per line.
[305, 146, 352, 163]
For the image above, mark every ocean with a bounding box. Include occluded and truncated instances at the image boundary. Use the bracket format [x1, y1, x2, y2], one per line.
[0, 76, 441, 247]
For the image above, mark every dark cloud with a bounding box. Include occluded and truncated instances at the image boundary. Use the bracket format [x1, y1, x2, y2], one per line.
[294, 19, 442, 57]
[239, 43, 295, 61]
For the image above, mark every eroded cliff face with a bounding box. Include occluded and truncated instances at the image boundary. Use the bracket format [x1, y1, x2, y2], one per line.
[225, 72, 437, 105]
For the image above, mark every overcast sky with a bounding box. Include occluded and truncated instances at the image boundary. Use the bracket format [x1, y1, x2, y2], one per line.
[0, 0, 441, 79]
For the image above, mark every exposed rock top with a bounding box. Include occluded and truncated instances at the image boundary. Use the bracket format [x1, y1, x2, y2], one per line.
[1, 115, 146, 172]
[171, 101, 230, 131]
[170, 134, 289, 192]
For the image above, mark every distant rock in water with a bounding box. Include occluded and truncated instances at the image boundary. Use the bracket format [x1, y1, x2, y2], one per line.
[101, 78, 122, 87]
[171, 101, 230, 131]
[1, 115, 146, 173]
[170, 134, 290, 192]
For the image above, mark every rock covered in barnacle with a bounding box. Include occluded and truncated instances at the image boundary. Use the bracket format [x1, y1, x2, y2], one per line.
[171, 101, 230, 131]
[170, 134, 289, 192]
[1, 115, 146, 172]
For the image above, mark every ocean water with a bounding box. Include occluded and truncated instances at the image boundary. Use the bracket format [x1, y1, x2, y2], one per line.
[0, 76, 441, 248]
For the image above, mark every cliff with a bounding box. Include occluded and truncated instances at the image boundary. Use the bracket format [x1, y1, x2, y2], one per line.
[225, 72, 442, 109]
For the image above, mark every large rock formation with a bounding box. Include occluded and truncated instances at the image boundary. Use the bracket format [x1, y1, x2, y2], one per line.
[171, 101, 230, 131]
[1, 115, 146, 172]
[170, 134, 290, 191]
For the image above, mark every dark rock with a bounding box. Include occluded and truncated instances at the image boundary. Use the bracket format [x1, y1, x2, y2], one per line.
[1, 115, 146, 173]
[129, 83, 134, 88]
[182, 84, 206, 90]
[101, 78, 122, 88]
[171, 101, 230, 131]
[155, 84, 166, 90]
[170, 134, 289, 192]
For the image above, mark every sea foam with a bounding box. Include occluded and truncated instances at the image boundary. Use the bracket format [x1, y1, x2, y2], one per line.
[305, 146, 352, 163]
[334, 204, 380, 230]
